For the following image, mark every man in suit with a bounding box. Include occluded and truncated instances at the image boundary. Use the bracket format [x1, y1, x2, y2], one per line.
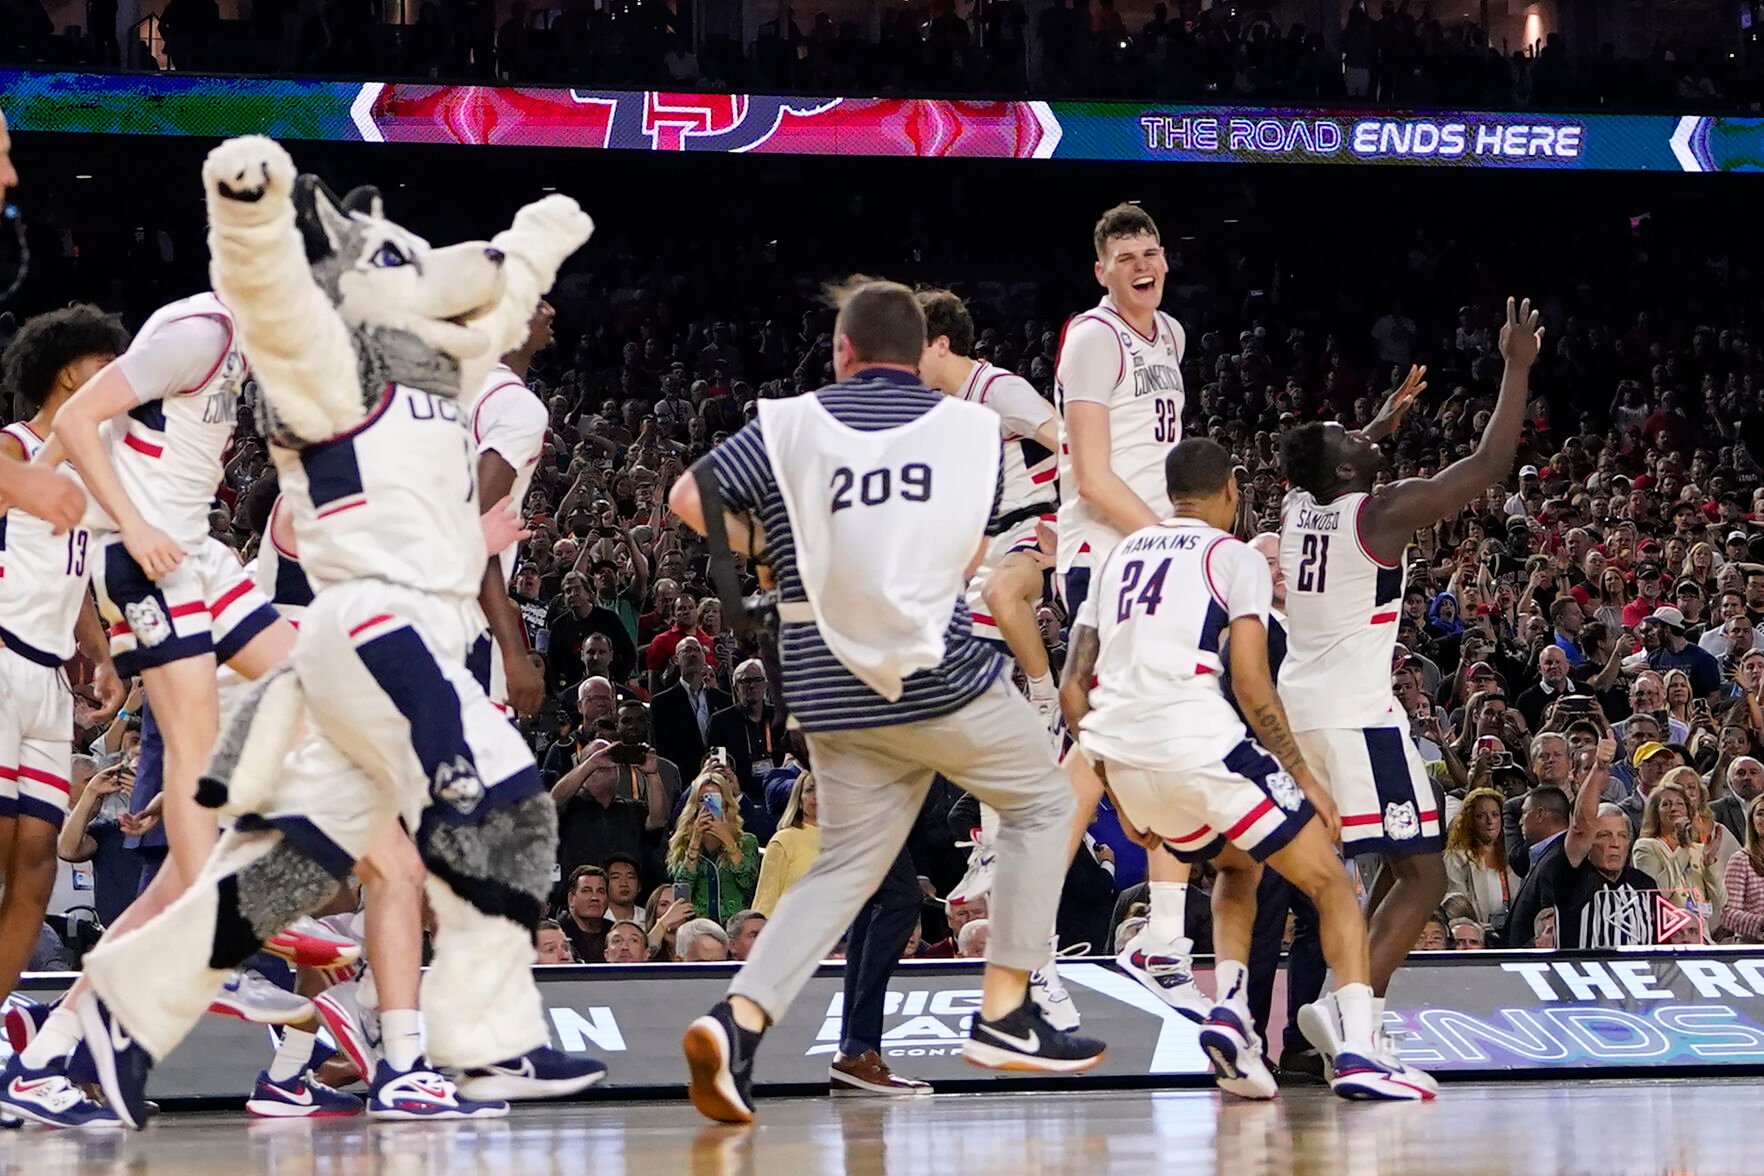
[708, 658, 789, 839]
[652, 636, 731, 782]
[1714, 756, 1764, 842]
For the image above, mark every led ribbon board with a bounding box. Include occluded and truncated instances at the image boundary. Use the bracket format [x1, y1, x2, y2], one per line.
[2, 70, 1761, 171]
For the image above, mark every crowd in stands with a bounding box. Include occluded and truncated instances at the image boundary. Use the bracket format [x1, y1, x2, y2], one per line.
[0, 0, 1759, 113]
[8, 139, 1764, 976]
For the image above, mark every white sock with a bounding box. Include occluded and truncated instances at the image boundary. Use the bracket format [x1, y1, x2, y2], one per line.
[380, 1008, 423, 1072]
[1369, 994, 1387, 1044]
[1335, 983, 1376, 1055]
[1214, 960, 1251, 1019]
[1027, 669, 1055, 697]
[268, 1026, 316, 1083]
[1147, 882, 1188, 945]
[19, 1003, 82, 1069]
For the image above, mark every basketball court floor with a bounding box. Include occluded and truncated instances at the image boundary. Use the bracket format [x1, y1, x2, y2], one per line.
[0, 1079, 1754, 1175]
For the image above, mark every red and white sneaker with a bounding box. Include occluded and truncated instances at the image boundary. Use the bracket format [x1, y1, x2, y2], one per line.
[264, 917, 362, 970]
[1114, 936, 1210, 1023]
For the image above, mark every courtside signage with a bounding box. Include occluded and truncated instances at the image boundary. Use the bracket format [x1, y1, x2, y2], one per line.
[2, 71, 1760, 172]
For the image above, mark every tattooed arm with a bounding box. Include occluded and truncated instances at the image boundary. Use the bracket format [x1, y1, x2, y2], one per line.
[1227, 614, 1340, 839]
[1059, 623, 1101, 736]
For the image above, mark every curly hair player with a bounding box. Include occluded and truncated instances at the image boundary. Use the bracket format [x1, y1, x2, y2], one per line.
[1276, 296, 1543, 1087]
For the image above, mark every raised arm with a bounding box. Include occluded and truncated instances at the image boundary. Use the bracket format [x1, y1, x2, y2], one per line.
[1360, 298, 1542, 563]
[1563, 736, 1617, 868]
[202, 137, 363, 443]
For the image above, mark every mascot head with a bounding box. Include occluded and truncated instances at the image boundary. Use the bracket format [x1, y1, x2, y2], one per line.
[291, 175, 508, 397]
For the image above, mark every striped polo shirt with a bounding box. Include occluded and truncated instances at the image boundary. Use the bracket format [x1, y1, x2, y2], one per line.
[704, 368, 1005, 732]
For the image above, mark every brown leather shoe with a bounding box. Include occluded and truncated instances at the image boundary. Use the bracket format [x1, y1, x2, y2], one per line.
[829, 1051, 934, 1096]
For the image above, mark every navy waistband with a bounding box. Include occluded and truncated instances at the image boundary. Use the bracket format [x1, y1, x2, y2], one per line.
[0, 625, 66, 668]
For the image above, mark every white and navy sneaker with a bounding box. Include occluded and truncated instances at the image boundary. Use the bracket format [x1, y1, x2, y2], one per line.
[366, 1060, 508, 1121]
[245, 1070, 364, 1118]
[4, 999, 50, 1054]
[1298, 996, 1438, 1098]
[73, 995, 152, 1130]
[314, 982, 381, 1081]
[455, 1047, 607, 1101]
[1197, 1007, 1278, 1101]
[946, 834, 996, 909]
[963, 997, 1106, 1073]
[0, 1054, 122, 1129]
[683, 1000, 760, 1124]
[1029, 942, 1082, 1033]
[210, 969, 314, 1025]
[1329, 1051, 1433, 1102]
[1373, 1025, 1439, 1096]
[1114, 937, 1210, 1023]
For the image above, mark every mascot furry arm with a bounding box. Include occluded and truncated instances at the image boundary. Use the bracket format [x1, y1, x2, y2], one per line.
[202, 135, 591, 442]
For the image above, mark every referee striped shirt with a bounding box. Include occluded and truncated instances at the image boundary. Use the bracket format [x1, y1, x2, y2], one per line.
[703, 367, 1005, 732]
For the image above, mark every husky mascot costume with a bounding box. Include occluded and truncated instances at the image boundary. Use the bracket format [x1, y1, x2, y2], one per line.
[76, 136, 599, 1127]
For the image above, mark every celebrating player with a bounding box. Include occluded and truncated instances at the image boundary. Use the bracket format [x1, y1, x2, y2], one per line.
[1055, 203, 1205, 1018]
[917, 289, 1061, 713]
[1277, 296, 1542, 1082]
[0, 307, 130, 1010]
[1061, 437, 1430, 1101]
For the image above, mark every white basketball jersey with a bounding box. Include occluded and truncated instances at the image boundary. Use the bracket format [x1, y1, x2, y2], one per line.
[1278, 490, 1407, 730]
[761, 395, 999, 701]
[0, 423, 90, 664]
[956, 360, 1057, 518]
[254, 496, 313, 623]
[470, 363, 548, 584]
[1054, 296, 1186, 572]
[1078, 519, 1269, 770]
[103, 292, 247, 548]
[272, 385, 486, 600]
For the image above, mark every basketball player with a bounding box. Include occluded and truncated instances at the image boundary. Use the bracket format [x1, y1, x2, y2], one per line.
[1061, 437, 1429, 1101]
[916, 290, 1060, 714]
[0, 307, 130, 1012]
[3, 295, 355, 1128]
[470, 299, 553, 717]
[1278, 297, 1542, 1081]
[672, 278, 1103, 1125]
[1055, 203, 1204, 1018]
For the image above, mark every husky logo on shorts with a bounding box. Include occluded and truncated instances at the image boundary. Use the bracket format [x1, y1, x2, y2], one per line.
[432, 755, 485, 813]
[1266, 770, 1303, 812]
[124, 599, 172, 648]
[1384, 800, 1421, 841]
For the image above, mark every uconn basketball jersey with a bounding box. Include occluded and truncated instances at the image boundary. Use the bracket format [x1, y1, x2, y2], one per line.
[1278, 490, 1406, 731]
[956, 361, 1057, 520]
[1079, 519, 1270, 770]
[0, 422, 89, 664]
[470, 363, 548, 584]
[1054, 296, 1186, 575]
[272, 385, 486, 599]
[253, 496, 313, 623]
[104, 293, 248, 548]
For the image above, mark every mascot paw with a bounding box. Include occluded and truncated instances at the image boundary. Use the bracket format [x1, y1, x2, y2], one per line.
[495, 195, 595, 279]
[204, 136, 297, 215]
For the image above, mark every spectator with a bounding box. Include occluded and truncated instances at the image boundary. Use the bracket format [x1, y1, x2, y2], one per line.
[919, 894, 985, 958]
[1533, 741, 1658, 950]
[1517, 646, 1573, 730]
[956, 918, 990, 958]
[643, 887, 695, 961]
[559, 865, 612, 962]
[604, 852, 646, 927]
[1413, 912, 1449, 951]
[645, 595, 715, 675]
[707, 658, 788, 811]
[651, 637, 731, 779]
[542, 677, 617, 784]
[1632, 781, 1724, 943]
[547, 570, 637, 690]
[752, 771, 819, 917]
[1644, 607, 1723, 698]
[1714, 756, 1764, 842]
[1620, 740, 1683, 833]
[1444, 788, 1519, 942]
[551, 739, 668, 885]
[1720, 797, 1764, 943]
[535, 919, 576, 964]
[667, 772, 760, 923]
[674, 917, 731, 961]
[56, 757, 148, 928]
[604, 920, 649, 963]
[724, 910, 766, 960]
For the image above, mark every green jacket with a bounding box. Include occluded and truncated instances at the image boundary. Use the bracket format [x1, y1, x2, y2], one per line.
[673, 833, 761, 923]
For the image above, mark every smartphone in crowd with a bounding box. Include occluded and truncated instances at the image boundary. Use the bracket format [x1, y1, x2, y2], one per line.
[701, 790, 725, 822]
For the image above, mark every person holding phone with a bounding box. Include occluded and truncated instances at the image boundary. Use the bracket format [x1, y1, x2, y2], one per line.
[667, 774, 760, 923]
